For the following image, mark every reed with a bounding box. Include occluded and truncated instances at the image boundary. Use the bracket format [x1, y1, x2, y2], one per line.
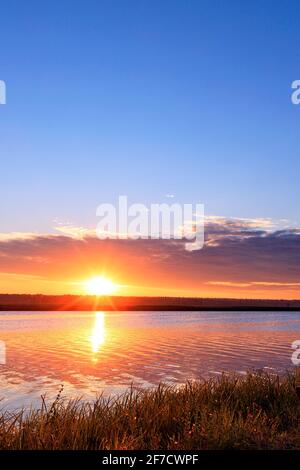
[0, 371, 300, 450]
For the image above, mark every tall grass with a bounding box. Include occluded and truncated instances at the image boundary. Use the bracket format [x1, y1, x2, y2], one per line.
[0, 371, 300, 450]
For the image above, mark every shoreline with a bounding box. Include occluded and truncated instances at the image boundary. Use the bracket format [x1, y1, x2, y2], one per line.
[1, 294, 300, 311]
[1, 306, 300, 311]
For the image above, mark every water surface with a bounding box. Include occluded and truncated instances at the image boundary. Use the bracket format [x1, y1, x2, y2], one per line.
[0, 310, 299, 409]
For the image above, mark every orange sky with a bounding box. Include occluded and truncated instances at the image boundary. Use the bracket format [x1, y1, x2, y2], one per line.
[1, 217, 300, 299]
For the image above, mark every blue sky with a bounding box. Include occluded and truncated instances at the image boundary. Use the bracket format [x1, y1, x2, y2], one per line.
[1, 0, 300, 233]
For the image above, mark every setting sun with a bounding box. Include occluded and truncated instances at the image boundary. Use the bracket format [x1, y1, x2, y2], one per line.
[84, 276, 117, 296]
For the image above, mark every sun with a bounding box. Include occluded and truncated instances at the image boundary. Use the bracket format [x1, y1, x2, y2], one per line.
[84, 276, 117, 296]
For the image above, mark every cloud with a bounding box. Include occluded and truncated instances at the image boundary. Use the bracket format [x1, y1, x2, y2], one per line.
[0, 216, 300, 297]
[207, 281, 300, 288]
[54, 224, 96, 239]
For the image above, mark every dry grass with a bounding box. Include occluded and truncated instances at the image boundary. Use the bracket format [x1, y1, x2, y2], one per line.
[1, 371, 300, 450]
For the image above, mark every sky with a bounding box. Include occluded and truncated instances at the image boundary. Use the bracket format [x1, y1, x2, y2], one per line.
[0, 0, 300, 298]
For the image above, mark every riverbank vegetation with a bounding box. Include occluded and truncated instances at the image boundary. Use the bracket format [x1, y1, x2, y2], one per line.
[0, 371, 300, 449]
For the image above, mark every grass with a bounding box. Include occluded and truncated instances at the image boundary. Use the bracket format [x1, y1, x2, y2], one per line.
[1, 371, 300, 450]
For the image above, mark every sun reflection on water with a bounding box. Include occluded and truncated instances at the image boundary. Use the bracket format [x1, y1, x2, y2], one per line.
[90, 311, 106, 354]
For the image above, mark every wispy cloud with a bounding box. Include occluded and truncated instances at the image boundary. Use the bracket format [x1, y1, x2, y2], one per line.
[207, 281, 300, 288]
[54, 224, 96, 239]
